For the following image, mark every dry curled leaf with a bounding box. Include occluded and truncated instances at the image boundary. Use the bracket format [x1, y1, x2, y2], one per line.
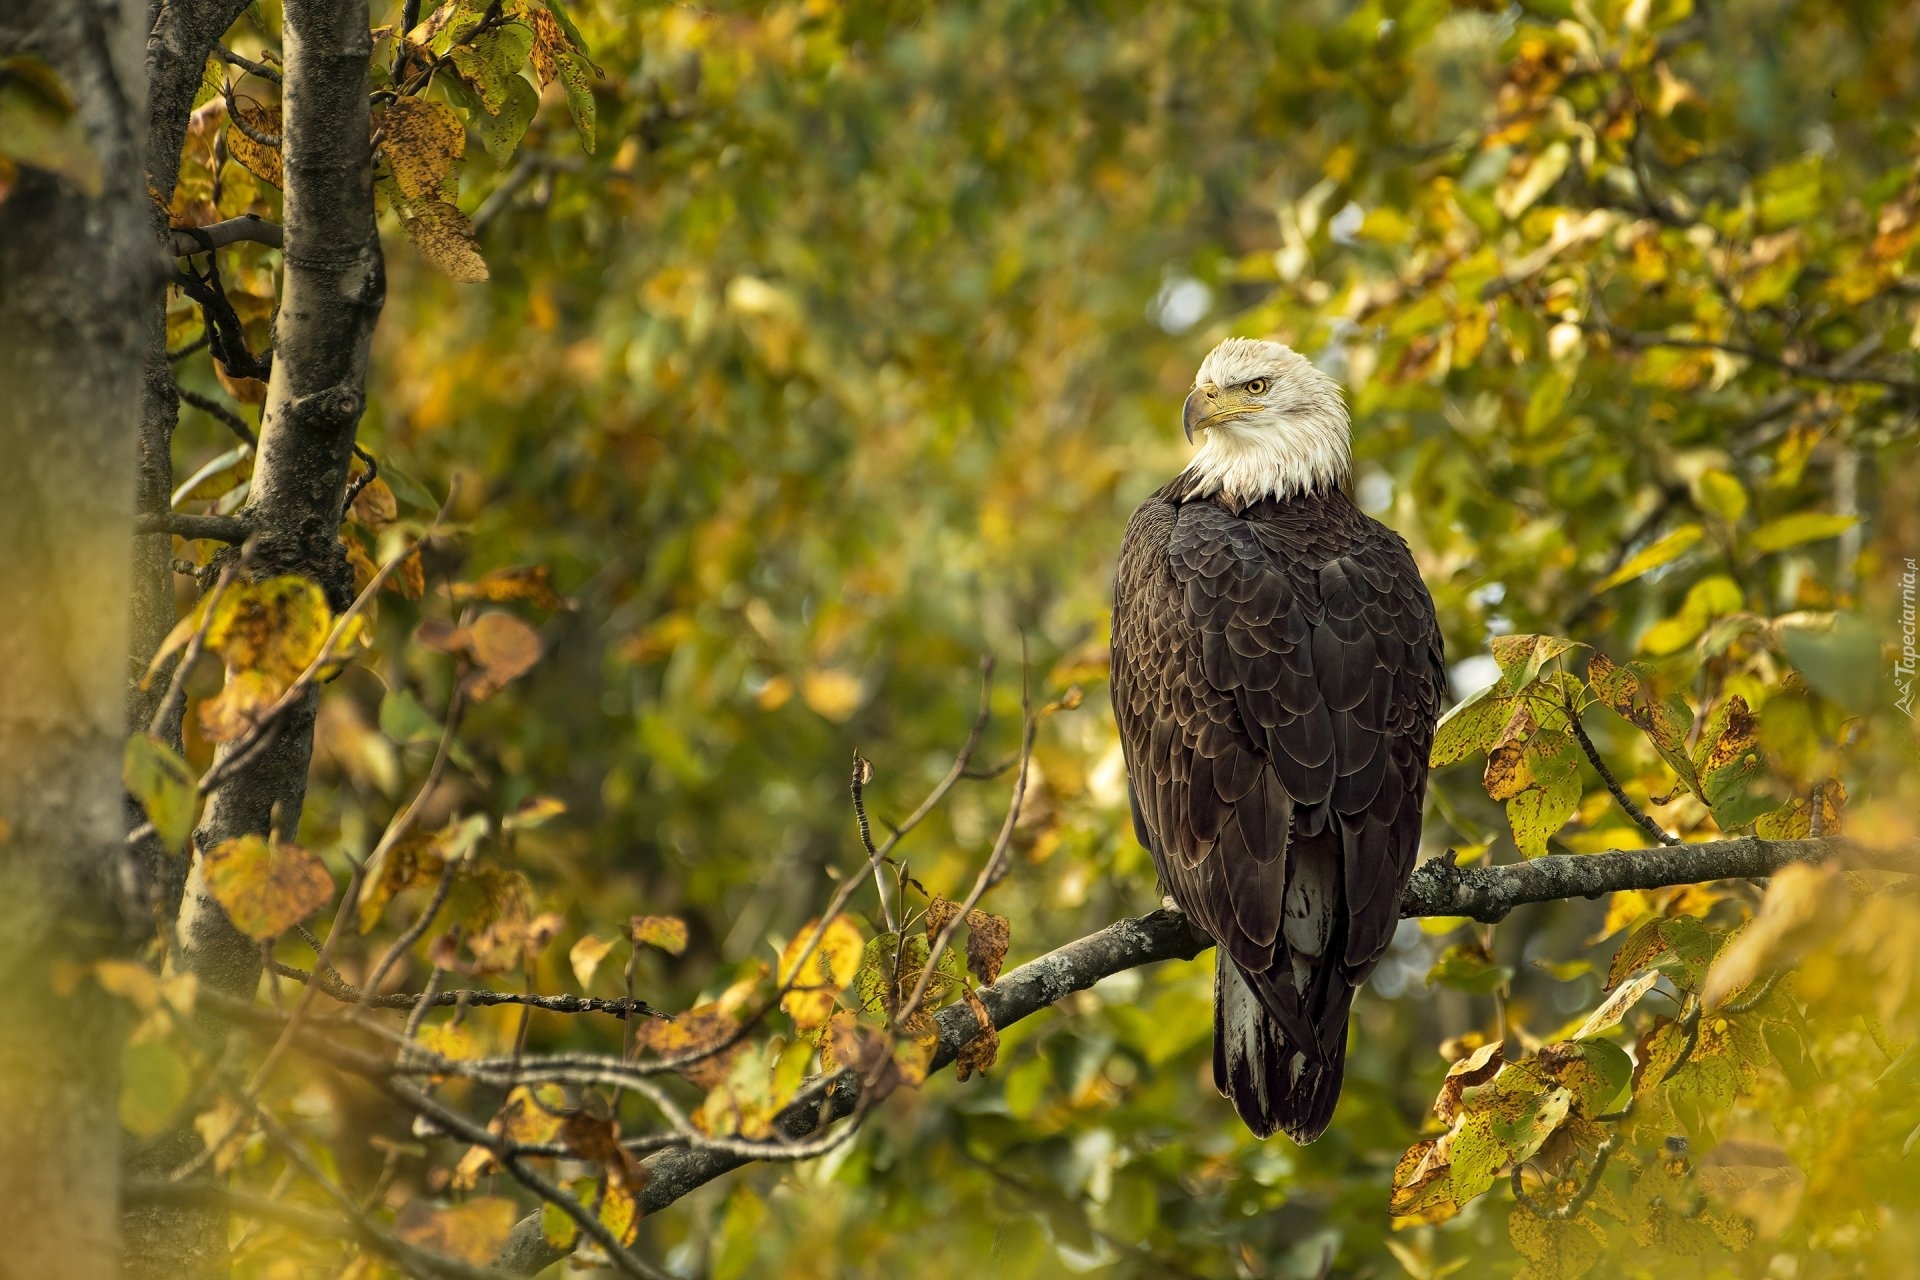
[954, 987, 998, 1082]
[1434, 1039, 1504, 1125]
[419, 610, 542, 698]
[964, 908, 1010, 986]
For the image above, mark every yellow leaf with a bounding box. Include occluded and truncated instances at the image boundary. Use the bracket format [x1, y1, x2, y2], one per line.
[599, 1178, 640, 1246]
[447, 564, 572, 611]
[1594, 525, 1703, 592]
[630, 914, 688, 955]
[193, 1097, 252, 1173]
[570, 933, 615, 989]
[1749, 512, 1858, 553]
[200, 834, 335, 939]
[776, 915, 863, 1029]
[497, 1083, 568, 1146]
[197, 577, 335, 743]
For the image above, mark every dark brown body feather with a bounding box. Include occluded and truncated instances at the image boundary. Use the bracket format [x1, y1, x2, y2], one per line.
[1111, 473, 1443, 1141]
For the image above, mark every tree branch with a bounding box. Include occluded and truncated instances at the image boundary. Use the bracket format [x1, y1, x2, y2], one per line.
[266, 960, 663, 1018]
[136, 512, 251, 543]
[494, 833, 1913, 1273]
[170, 215, 284, 257]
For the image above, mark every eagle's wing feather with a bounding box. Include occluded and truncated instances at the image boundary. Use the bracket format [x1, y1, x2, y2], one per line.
[1113, 489, 1442, 1140]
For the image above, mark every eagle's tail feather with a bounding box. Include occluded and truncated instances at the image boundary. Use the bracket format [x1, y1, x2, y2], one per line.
[1212, 957, 1345, 1144]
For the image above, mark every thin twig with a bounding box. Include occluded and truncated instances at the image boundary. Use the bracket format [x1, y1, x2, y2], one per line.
[149, 562, 239, 739]
[1567, 694, 1679, 846]
[177, 385, 260, 447]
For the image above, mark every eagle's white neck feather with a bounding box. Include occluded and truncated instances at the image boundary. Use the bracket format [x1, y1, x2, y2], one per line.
[1187, 412, 1350, 503]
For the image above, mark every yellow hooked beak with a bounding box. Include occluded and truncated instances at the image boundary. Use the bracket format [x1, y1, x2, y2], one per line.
[1182, 383, 1259, 443]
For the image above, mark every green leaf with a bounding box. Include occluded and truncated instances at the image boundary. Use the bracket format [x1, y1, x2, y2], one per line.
[451, 23, 537, 116]
[120, 1040, 192, 1137]
[1427, 941, 1513, 994]
[1695, 468, 1748, 523]
[380, 688, 442, 744]
[478, 73, 539, 166]
[1749, 512, 1858, 554]
[1778, 614, 1881, 711]
[124, 734, 197, 854]
[556, 50, 597, 153]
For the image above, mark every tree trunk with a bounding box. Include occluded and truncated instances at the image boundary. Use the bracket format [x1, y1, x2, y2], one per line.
[0, 3, 152, 1278]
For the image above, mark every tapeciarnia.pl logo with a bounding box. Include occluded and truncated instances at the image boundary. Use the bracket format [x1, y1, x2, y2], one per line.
[1899, 558, 1917, 718]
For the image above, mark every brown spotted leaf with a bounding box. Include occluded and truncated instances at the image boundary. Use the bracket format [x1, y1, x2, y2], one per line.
[1484, 704, 1538, 800]
[201, 834, 334, 939]
[226, 96, 281, 188]
[1508, 1205, 1606, 1280]
[633, 1002, 742, 1089]
[400, 198, 489, 282]
[382, 96, 464, 200]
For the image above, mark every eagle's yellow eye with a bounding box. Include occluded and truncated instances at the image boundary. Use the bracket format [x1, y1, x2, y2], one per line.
[1244, 378, 1269, 395]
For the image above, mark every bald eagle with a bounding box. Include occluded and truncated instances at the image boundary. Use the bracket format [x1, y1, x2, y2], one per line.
[1111, 338, 1443, 1142]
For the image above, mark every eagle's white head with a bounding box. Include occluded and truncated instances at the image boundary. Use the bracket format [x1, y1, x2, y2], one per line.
[1182, 337, 1351, 503]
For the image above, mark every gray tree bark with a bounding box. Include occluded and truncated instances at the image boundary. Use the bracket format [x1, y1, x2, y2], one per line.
[0, 3, 153, 1278]
[125, 3, 383, 1276]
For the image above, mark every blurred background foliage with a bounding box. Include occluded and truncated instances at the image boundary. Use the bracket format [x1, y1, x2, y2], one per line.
[160, 0, 1920, 1275]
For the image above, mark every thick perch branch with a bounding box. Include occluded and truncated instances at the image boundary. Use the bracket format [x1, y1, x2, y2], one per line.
[496, 833, 1910, 1273]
